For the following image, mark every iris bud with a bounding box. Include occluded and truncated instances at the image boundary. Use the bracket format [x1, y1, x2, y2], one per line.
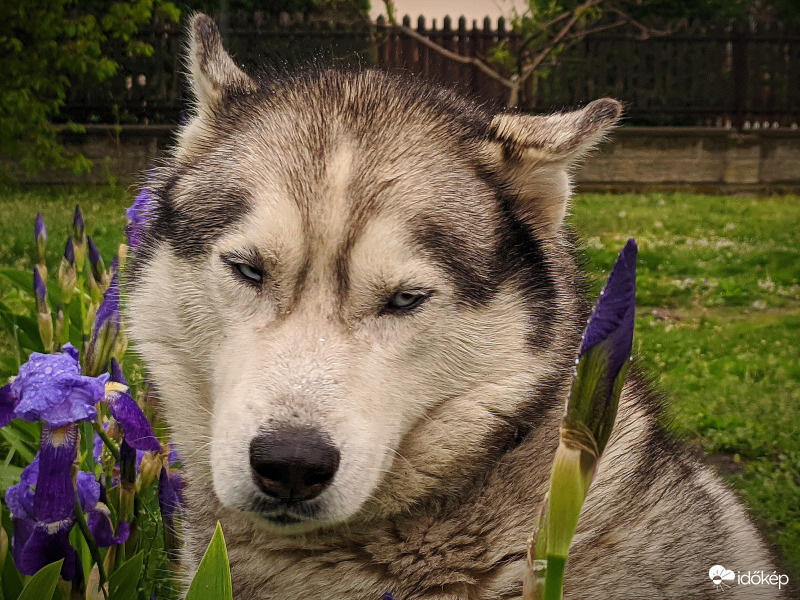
[58, 237, 77, 305]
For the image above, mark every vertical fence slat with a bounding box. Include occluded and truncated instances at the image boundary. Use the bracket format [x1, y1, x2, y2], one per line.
[58, 16, 800, 127]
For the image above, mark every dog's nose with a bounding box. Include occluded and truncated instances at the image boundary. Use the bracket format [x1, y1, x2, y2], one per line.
[249, 429, 340, 502]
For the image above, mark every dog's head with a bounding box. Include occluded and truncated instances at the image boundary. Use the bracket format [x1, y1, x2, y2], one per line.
[126, 14, 620, 533]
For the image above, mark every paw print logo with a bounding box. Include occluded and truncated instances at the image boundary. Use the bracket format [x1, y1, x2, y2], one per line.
[709, 565, 735, 591]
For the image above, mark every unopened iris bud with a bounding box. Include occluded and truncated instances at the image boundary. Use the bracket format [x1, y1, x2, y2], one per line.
[85, 273, 120, 377]
[58, 237, 77, 304]
[34, 213, 47, 282]
[87, 236, 108, 287]
[88, 272, 103, 304]
[527, 240, 637, 600]
[138, 451, 164, 492]
[72, 205, 86, 272]
[33, 265, 48, 314]
[34, 266, 53, 352]
[54, 306, 65, 350]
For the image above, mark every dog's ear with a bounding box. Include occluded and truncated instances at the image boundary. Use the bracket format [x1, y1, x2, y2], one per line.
[482, 99, 622, 236]
[187, 13, 254, 114]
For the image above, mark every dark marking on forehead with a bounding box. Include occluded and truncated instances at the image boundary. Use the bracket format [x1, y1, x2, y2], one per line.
[146, 164, 253, 261]
[408, 173, 557, 343]
[411, 214, 498, 308]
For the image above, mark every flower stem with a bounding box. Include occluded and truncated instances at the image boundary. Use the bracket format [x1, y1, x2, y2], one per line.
[92, 422, 120, 461]
[544, 556, 566, 600]
[73, 499, 109, 600]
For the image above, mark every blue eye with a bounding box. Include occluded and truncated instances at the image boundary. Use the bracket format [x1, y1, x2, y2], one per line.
[386, 291, 428, 311]
[234, 263, 263, 283]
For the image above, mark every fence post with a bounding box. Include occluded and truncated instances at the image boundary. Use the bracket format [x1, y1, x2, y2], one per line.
[732, 26, 748, 129]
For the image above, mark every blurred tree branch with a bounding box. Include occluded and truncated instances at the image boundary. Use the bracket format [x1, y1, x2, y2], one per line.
[379, 0, 677, 108]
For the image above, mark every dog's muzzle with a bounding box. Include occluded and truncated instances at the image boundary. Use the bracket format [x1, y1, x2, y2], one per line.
[249, 428, 340, 503]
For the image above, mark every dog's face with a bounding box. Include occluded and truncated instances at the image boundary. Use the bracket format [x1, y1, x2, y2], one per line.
[126, 15, 620, 533]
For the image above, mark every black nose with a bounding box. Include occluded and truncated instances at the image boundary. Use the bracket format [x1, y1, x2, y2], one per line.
[249, 429, 340, 502]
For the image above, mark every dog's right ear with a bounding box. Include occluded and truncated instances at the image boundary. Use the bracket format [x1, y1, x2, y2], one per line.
[187, 13, 254, 115]
[481, 99, 622, 237]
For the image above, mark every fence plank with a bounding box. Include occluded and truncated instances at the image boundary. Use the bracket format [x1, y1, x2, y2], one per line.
[59, 16, 800, 126]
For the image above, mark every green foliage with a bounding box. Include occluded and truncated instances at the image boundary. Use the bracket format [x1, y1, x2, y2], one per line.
[185, 523, 233, 600]
[108, 552, 144, 600]
[483, 0, 799, 107]
[571, 192, 800, 583]
[0, 1, 179, 176]
[17, 559, 63, 600]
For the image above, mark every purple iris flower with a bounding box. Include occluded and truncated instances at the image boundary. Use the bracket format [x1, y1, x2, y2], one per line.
[126, 189, 154, 248]
[382, 593, 396, 600]
[107, 358, 160, 452]
[579, 238, 637, 384]
[5, 424, 129, 580]
[0, 344, 108, 428]
[106, 391, 161, 452]
[6, 449, 77, 580]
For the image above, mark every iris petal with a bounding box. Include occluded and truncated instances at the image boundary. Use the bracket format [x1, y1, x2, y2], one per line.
[158, 466, 182, 531]
[18, 521, 77, 580]
[87, 504, 130, 546]
[34, 424, 79, 523]
[76, 471, 101, 513]
[0, 384, 19, 428]
[107, 390, 161, 452]
[579, 238, 637, 383]
[5, 458, 38, 520]
[126, 189, 153, 248]
[10, 345, 106, 427]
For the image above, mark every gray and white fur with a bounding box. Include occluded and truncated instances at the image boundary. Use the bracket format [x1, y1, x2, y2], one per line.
[126, 14, 788, 599]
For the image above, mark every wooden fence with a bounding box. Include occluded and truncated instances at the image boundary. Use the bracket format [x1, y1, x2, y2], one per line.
[61, 14, 800, 127]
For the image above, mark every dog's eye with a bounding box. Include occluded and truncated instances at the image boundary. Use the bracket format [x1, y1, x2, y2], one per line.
[385, 291, 428, 312]
[233, 263, 263, 284]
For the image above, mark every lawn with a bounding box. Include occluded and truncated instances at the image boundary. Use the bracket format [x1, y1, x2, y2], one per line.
[571, 192, 800, 581]
[0, 185, 798, 584]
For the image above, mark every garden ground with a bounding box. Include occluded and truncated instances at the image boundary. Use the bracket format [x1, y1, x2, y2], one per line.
[0, 185, 797, 586]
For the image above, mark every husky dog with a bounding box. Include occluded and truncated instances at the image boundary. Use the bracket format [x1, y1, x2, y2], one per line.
[126, 14, 787, 599]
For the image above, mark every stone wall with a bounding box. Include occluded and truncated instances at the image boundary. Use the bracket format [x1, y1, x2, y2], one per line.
[575, 127, 800, 193]
[16, 126, 800, 193]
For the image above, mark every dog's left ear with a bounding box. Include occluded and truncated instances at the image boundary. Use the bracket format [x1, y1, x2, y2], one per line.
[187, 13, 254, 115]
[482, 99, 622, 236]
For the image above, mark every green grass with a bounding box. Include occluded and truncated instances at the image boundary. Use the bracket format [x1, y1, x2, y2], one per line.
[571, 192, 800, 581]
[0, 185, 130, 272]
[0, 185, 798, 582]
